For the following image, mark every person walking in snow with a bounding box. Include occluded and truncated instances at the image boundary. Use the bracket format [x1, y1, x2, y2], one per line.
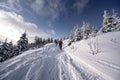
[59, 39, 63, 50]
[54, 39, 58, 45]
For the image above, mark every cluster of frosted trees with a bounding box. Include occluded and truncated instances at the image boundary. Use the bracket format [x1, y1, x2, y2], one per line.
[102, 10, 120, 33]
[69, 22, 97, 42]
[0, 32, 53, 62]
[69, 10, 120, 55]
[69, 10, 120, 42]
[0, 32, 29, 62]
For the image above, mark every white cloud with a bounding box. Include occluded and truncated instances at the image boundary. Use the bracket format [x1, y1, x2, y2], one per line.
[51, 29, 56, 35]
[31, 0, 66, 21]
[72, 0, 89, 13]
[0, 10, 49, 44]
[48, 21, 53, 28]
[0, 0, 22, 12]
[0, 0, 89, 21]
[46, 29, 56, 36]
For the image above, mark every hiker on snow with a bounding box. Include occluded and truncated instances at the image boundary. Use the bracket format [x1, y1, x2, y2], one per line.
[59, 39, 63, 49]
[54, 39, 58, 45]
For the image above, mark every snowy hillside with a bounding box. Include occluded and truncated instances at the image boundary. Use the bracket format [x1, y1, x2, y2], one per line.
[0, 32, 120, 80]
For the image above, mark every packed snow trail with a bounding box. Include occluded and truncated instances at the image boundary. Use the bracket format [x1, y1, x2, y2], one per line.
[0, 43, 110, 80]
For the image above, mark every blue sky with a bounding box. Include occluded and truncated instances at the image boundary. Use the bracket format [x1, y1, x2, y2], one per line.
[0, 0, 120, 42]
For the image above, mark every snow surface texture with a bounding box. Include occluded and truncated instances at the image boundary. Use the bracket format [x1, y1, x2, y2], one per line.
[0, 32, 120, 80]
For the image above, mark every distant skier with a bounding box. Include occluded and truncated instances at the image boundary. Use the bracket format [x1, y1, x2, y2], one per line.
[59, 39, 63, 50]
[54, 39, 58, 45]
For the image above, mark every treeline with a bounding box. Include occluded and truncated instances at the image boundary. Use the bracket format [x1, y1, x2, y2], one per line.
[0, 32, 53, 62]
[29, 36, 53, 49]
[68, 10, 120, 44]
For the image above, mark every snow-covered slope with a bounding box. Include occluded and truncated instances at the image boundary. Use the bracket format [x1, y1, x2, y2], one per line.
[0, 32, 120, 80]
[65, 31, 120, 80]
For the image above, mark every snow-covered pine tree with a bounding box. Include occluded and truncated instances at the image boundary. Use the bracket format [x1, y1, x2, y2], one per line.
[111, 10, 120, 31]
[74, 25, 82, 41]
[68, 25, 82, 46]
[7, 41, 14, 58]
[29, 42, 36, 49]
[0, 39, 10, 61]
[102, 10, 120, 33]
[0, 42, 4, 62]
[13, 46, 20, 56]
[47, 38, 51, 43]
[81, 22, 91, 39]
[17, 32, 29, 52]
[69, 32, 74, 42]
[34, 36, 43, 48]
[70, 25, 82, 41]
[73, 25, 78, 41]
[50, 38, 53, 43]
[42, 39, 47, 45]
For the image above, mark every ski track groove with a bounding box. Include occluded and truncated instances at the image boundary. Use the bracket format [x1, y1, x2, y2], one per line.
[83, 55, 120, 72]
[86, 56, 120, 72]
[0, 44, 111, 80]
[57, 51, 106, 80]
[97, 60, 120, 71]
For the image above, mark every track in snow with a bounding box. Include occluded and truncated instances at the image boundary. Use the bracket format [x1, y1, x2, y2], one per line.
[0, 44, 109, 80]
[57, 52, 107, 80]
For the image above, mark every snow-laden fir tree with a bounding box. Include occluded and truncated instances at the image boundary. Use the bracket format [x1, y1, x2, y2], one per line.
[12, 46, 20, 56]
[69, 31, 74, 42]
[7, 41, 14, 58]
[0, 39, 11, 61]
[74, 25, 82, 41]
[70, 25, 82, 42]
[102, 10, 120, 33]
[34, 36, 43, 48]
[81, 22, 91, 39]
[47, 38, 51, 43]
[50, 38, 53, 43]
[76, 30, 82, 41]
[69, 22, 96, 43]
[17, 32, 29, 52]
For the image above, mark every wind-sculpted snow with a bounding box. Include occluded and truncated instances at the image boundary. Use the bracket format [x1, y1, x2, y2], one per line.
[0, 43, 109, 80]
